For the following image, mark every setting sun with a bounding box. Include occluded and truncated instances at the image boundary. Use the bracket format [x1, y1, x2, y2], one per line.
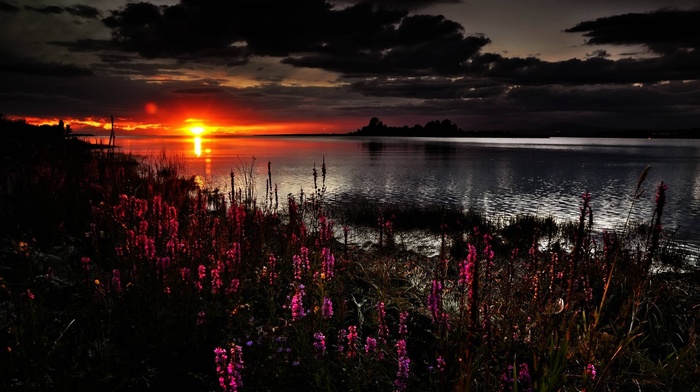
[190, 126, 205, 135]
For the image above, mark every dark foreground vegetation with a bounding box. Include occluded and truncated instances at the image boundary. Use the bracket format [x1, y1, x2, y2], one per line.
[1, 118, 699, 391]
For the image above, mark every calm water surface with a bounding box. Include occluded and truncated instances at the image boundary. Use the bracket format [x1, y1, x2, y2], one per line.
[117, 135, 700, 244]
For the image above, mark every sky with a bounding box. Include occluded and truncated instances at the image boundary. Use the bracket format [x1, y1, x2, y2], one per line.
[0, 0, 699, 135]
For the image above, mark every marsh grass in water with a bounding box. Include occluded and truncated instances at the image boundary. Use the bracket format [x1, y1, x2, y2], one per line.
[1, 131, 699, 391]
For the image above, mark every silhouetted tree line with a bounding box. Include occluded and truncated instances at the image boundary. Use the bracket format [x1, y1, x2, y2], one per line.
[351, 117, 700, 138]
[352, 117, 467, 137]
[0, 115, 92, 162]
[0, 114, 75, 143]
[350, 117, 523, 137]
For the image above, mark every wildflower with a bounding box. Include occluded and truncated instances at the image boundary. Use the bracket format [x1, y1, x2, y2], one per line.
[518, 363, 532, 392]
[226, 242, 242, 271]
[313, 332, 326, 356]
[180, 267, 191, 282]
[365, 336, 377, 354]
[214, 344, 244, 392]
[267, 254, 278, 285]
[211, 266, 222, 295]
[293, 255, 303, 281]
[436, 356, 445, 372]
[196, 264, 206, 292]
[300, 247, 310, 268]
[318, 215, 334, 246]
[346, 325, 358, 358]
[214, 347, 228, 376]
[377, 302, 389, 346]
[337, 329, 346, 354]
[291, 285, 306, 321]
[372, 304, 390, 360]
[225, 279, 240, 296]
[26, 289, 35, 300]
[321, 247, 335, 281]
[501, 365, 515, 391]
[196, 311, 205, 326]
[166, 238, 177, 258]
[322, 297, 333, 319]
[428, 280, 443, 324]
[398, 311, 408, 337]
[586, 363, 597, 380]
[394, 339, 410, 392]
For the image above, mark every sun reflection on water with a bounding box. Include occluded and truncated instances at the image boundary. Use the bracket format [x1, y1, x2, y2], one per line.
[193, 136, 202, 157]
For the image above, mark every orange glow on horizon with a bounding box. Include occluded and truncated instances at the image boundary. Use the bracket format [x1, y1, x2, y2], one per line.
[11, 115, 349, 136]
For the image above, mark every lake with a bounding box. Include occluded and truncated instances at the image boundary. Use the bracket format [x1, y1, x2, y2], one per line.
[115, 135, 700, 245]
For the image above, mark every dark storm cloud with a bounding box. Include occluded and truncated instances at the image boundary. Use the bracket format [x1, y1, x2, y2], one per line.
[282, 14, 490, 75]
[50, 39, 113, 52]
[24, 5, 64, 14]
[347, 48, 700, 101]
[171, 87, 226, 95]
[102, 1, 407, 58]
[64, 5, 102, 19]
[565, 9, 700, 54]
[0, 1, 19, 13]
[349, 77, 468, 99]
[348, 77, 504, 99]
[101, 1, 490, 74]
[23, 4, 101, 18]
[586, 49, 610, 58]
[0, 58, 93, 77]
[100, 2, 700, 87]
[477, 52, 700, 85]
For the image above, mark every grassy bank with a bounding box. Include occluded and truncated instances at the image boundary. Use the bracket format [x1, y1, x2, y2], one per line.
[1, 126, 698, 391]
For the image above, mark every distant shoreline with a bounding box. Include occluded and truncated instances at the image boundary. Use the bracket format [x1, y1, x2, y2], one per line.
[111, 131, 700, 139]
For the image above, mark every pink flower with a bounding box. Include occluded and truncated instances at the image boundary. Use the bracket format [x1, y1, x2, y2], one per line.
[313, 332, 326, 356]
[320, 247, 335, 281]
[428, 280, 444, 324]
[225, 279, 240, 296]
[322, 297, 333, 319]
[398, 311, 408, 337]
[346, 326, 358, 358]
[291, 285, 306, 321]
[395, 339, 410, 391]
[214, 345, 244, 392]
[364, 337, 377, 354]
[586, 363, 597, 380]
